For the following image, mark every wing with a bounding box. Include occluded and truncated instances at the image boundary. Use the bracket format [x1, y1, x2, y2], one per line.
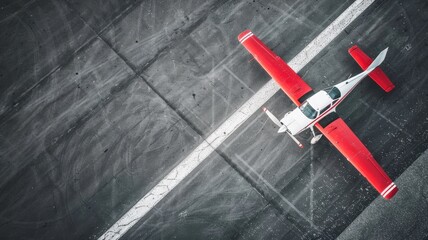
[238, 30, 313, 106]
[316, 114, 398, 199]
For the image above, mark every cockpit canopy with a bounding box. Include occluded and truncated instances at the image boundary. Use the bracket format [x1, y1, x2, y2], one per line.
[328, 87, 341, 100]
[299, 102, 317, 119]
[300, 88, 341, 120]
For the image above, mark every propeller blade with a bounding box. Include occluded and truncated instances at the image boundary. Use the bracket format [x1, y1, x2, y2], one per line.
[263, 107, 303, 148]
[263, 107, 282, 127]
[278, 121, 303, 148]
[287, 132, 304, 148]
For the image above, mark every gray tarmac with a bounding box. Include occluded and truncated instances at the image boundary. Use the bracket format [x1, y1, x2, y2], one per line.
[0, 0, 427, 239]
[338, 149, 428, 240]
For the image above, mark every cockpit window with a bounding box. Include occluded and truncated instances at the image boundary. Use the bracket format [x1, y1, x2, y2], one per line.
[299, 102, 317, 119]
[328, 87, 341, 100]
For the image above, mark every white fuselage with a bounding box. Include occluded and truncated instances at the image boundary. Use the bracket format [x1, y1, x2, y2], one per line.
[279, 71, 369, 135]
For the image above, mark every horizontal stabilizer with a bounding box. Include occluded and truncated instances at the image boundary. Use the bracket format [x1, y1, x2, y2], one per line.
[348, 45, 395, 92]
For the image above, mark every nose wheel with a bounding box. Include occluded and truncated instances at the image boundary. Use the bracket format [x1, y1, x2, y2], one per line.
[310, 127, 323, 144]
[310, 134, 323, 144]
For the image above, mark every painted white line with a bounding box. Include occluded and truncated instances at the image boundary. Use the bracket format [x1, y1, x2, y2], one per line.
[99, 0, 375, 239]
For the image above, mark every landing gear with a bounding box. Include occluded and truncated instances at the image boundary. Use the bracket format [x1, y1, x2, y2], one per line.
[310, 127, 323, 144]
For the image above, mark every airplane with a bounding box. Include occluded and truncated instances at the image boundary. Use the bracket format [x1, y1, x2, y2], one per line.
[238, 30, 398, 200]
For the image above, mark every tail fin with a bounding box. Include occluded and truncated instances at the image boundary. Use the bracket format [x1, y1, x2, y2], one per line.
[348, 46, 394, 92]
[365, 48, 388, 73]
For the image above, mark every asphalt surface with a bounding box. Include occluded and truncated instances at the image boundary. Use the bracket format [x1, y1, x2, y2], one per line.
[0, 0, 427, 239]
[338, 149, 428, 240]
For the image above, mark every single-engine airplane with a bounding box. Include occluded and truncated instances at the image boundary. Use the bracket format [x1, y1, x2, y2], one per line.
[238, 30, 398, 199]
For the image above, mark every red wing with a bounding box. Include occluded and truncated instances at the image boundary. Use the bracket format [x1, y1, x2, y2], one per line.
[348, 45, 395, 92]
[238, 30, 313, 106]
[316, 118, 398, 199]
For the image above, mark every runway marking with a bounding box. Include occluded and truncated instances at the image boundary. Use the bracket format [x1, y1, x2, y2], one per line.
[99, 1, 375, 239]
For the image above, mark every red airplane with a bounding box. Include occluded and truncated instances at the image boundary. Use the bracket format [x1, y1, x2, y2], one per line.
[238, 30, 398, 200]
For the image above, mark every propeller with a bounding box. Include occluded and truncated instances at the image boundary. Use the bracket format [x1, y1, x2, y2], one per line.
[263, 107, 281, 127]
[263, 107, 303, 148]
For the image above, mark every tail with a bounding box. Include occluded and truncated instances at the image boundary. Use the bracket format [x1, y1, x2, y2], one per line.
[365, 48, 388, 73]
[348, 46, 394, 92]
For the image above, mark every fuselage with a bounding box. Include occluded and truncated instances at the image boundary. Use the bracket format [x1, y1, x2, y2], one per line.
[279, 71, 370, 135]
